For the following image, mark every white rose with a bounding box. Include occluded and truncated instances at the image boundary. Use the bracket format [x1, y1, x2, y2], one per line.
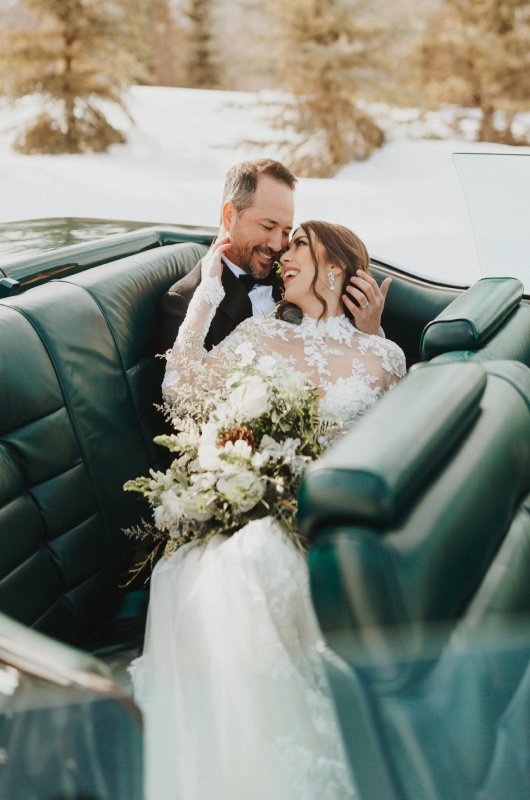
[229, 375, 270, 420]
[216, 469, 265, 513]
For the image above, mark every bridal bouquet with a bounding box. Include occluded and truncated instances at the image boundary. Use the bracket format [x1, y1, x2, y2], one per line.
[124, 339, 341, 573]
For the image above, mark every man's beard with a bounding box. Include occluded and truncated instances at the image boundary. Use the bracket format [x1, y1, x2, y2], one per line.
[229, 241, 275, 279]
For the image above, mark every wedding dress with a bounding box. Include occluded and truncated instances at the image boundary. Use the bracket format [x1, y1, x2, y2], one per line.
[131, 276, 406, 800]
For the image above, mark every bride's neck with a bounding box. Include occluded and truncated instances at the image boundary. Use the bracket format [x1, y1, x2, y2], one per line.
[297, 296, 343, 320]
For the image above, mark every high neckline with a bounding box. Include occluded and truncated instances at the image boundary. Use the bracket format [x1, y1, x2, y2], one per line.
[299, 313, 350, 329]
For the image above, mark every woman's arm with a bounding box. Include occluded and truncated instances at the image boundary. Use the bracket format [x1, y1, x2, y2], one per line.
[162, 236, 230, 397]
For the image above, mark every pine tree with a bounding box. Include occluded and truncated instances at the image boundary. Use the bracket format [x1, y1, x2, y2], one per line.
[266, 0, 385, 177]
[182, 0, 220, 89]
[0, 0, 150, 154]
[148, 1, 188, 87]
[420, 0, 530, 143]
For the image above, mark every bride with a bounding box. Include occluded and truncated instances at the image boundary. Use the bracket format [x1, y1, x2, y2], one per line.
[132, 220, 406, 799]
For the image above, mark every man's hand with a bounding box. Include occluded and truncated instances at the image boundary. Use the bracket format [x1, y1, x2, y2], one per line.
[342, 270, 391, 335]
[201, 235, 230, 281]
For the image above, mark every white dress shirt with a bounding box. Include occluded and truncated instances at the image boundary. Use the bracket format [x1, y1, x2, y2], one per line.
[222, 257, 276, 316]
[222, 257, 384, 335]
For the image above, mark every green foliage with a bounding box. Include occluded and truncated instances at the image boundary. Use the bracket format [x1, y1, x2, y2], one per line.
[124, 337, 342, 570]
[0, 0, 152, 153]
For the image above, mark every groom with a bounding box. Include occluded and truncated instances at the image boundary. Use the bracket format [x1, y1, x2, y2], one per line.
[159, 158, 387, 352]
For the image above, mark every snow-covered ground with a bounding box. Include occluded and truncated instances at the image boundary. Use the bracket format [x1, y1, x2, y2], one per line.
[1, 85, 529, 285]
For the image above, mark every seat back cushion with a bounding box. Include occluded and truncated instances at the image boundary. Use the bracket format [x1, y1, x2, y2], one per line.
[420, 276, 526, 360]
[0, 242, 207, 643]
[302, 361, 530, 664]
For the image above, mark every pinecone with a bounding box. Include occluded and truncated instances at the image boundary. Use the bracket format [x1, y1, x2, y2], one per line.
[217, 426, 256, 449]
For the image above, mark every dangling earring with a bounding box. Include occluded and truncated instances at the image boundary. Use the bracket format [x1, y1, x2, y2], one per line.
[328, 269, 335, 291]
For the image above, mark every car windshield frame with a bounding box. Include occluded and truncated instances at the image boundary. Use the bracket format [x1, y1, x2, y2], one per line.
[453, 152, 530, 292]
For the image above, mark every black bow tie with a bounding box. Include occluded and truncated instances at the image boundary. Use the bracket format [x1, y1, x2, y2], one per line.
[238, 272, 277, 291]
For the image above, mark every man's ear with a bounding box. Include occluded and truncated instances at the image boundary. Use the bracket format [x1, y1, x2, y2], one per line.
[221, 200, 236, 231]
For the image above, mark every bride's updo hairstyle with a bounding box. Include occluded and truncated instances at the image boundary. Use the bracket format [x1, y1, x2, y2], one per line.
[276, 220, 371, 324]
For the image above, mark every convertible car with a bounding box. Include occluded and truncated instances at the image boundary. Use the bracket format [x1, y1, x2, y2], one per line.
[0, 153, 529, 799]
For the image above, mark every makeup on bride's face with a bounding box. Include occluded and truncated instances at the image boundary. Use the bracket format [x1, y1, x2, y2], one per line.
[280, 229, 329, 301]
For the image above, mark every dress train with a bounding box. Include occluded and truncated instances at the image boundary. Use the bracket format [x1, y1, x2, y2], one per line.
[132, 517, 357, 800]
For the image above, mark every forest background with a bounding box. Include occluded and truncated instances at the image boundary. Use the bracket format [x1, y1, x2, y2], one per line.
[1, 0, 529, 176]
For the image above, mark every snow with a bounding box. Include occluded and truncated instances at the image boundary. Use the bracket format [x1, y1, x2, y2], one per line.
[1, 85, 529, 285]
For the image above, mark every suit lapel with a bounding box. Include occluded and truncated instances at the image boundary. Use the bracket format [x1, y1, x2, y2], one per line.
[204, 265, 252, 349]
[219, 266, 253, 324]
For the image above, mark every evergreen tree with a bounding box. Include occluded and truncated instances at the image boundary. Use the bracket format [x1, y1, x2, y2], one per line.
[182, 0, 220, 88]
[267, 0, 385, 177]
[0, 0, 150, 154]
[149, 1, 188, 87]
[420, 0, 530, 143]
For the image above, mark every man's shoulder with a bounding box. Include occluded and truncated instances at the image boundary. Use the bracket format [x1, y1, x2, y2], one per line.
[166, 259, 203, 297]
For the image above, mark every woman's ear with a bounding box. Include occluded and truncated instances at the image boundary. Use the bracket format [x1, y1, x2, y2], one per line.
[330, 263, 345, 285]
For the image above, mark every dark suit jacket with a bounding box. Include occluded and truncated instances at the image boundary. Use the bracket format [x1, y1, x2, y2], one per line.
[160, 259, 283, 352]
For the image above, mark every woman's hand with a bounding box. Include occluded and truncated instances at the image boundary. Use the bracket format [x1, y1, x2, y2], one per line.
[201, 235, 231, 281]
[342, 270, 391, 335]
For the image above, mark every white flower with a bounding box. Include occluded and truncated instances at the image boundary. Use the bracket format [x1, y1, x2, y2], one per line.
[180, 489, 216, 521]
[222, 439, 253, 461]
[212, 401, 234, 428]
[256, 355, 276, 376]
[275, 367, 306, 395]
[154, 489, 183, 529]
[235, 342, 256, 366]
[175, 428, 199, 450]
[198, 443, 223, 471]
[216, 469, 265, 513]
[148, 468, 175, 492]
[258, 435, 305, 473]
[251, 450, 270, 469]
[199, 422, 219, 446]
[190, 472, 217, 490]
[229, 375, 270, 420]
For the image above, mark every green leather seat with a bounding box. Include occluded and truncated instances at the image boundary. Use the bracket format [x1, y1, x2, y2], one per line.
[0, 242, 207, 651]
[0, 241, 211, 795]
[420, 276, 530, 366]
[299, 360, 530, 799]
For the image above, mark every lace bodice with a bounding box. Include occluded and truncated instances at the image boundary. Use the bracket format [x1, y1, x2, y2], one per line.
[163, 275, 406, 427]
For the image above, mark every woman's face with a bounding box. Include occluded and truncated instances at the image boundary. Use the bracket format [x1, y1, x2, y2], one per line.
[280, 227, 331, 310]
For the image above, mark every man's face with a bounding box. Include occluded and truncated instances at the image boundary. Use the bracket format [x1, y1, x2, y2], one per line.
[222, 174, 294, 279]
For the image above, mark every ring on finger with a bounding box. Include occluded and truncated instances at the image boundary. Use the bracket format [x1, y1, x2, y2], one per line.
[361, 300, 369, 309]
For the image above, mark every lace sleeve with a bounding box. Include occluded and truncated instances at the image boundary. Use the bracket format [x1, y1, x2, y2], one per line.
[162, 276, 225, 398]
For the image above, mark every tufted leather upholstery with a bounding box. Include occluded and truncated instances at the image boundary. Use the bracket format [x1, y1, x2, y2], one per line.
[0, 242, 207, 648]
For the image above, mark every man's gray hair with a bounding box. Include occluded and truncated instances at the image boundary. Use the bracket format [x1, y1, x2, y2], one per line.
[222, 159, 297, 213]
